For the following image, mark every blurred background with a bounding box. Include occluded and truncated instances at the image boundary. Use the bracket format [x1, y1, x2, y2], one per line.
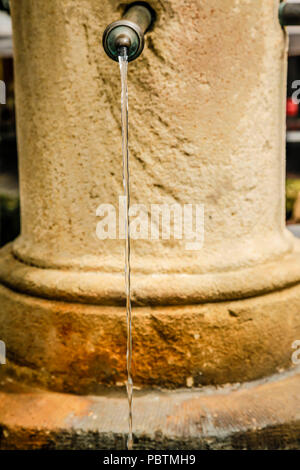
[0, 0, 19, 248]
[1, 0, 300, 246]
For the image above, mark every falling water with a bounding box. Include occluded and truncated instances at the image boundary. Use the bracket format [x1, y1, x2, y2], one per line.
[118, 49, 133, 451]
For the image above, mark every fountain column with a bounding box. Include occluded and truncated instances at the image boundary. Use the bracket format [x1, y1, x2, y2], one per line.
[0, 0, 300, 395]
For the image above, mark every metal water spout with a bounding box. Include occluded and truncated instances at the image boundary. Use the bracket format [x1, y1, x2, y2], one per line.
[102, 3, 154, 62]
[279, 2, 300, 26]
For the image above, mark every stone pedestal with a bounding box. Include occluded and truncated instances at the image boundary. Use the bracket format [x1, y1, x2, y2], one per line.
[0, 369, 299, 450]
[0, 0, 300, 449]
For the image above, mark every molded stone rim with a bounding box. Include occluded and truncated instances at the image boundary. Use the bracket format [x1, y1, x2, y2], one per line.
[1, 243, 300, 305]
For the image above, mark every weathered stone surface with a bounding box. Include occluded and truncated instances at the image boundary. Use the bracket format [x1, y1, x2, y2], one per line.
[1, 0, 299, 392]
[1, 280, 300, 392]
[0, 369, 299, 450]
[2, 242, 300, 306]
[8, 0, 292, 277]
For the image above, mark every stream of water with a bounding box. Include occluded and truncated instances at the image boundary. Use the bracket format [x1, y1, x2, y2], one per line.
[119, 50, 133, 451]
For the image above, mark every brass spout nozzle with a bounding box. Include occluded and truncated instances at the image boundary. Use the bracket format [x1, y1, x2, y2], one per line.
[102, 4, 153, 62]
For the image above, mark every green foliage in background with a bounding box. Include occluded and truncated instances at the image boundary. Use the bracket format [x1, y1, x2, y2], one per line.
[0, 193, 20, 247]
[286, 178, 300, 219]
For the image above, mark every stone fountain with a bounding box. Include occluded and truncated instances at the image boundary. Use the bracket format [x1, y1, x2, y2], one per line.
[0, 0, 299, 449]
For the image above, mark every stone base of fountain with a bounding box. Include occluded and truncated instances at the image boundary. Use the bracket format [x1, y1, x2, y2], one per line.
[1, 250, 300, 393]
[0, 368, 299, 450]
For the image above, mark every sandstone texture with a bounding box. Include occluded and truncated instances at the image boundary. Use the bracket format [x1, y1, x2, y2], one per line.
[0, 281, 300, 392]
[0, 0, 298, 393]
[8, 0, 291, 277]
